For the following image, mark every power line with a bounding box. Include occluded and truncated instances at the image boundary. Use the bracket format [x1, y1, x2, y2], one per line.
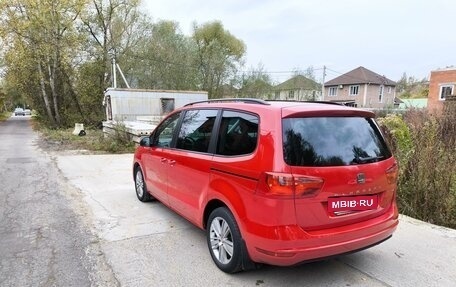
[122, 53, 324, 76]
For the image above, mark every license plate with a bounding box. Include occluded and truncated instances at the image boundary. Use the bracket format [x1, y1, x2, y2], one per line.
[328, 195, 378, 213]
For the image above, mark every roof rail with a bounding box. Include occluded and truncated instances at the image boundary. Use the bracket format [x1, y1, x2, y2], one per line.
[185, 98, 270, 106]
[266, 100, 344, 106]
[304, 100, 344, 106]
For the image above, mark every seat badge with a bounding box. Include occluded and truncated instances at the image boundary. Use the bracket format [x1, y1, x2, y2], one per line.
[357, 173, 366, 184]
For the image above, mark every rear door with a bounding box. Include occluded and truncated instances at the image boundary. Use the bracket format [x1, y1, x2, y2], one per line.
[282, 116, 397, 230]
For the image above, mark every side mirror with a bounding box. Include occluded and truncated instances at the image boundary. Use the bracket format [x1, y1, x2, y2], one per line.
[139, 136, 150, 147]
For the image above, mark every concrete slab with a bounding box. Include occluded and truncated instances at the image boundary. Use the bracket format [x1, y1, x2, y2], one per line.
[341, 215, 456, 287]
[56, 154, 456, 287]
[102, 121, 156, 144]
[57, 154, 190, 242]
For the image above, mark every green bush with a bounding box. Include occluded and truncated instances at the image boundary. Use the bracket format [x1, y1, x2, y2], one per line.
[377, 114, 412, 156]
[102, 122, 135, 153]
[379, 108, 456, 229]
[0, 112, 10, 121]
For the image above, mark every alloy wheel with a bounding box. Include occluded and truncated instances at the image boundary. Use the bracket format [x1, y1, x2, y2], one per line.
[209, 216, 234, 264]
[135, 170, 144, 198]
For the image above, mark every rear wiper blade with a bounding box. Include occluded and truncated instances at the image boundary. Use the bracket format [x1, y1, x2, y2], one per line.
[352, 156, 384, 164]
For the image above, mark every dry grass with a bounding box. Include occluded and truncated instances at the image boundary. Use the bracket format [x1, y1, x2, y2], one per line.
[379, 105, 456, 229]
[36, 123, 135, 154]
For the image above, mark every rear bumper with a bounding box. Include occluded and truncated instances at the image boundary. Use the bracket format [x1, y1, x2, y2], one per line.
[244, 202, 398, 266]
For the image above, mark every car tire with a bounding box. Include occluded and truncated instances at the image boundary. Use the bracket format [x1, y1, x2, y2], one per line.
[134, 167, 153, 202]
[207, 207, 249, 273]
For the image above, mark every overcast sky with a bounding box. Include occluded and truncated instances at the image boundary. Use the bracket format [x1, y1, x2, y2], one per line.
[142, 0, 456, 83]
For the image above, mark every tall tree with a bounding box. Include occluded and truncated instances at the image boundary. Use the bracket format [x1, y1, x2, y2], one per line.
[292, 66, 317, 81]
[1, 2, 251, 126]
[128, 20, 198, 90]
[237, 64, 273, 99]
[397, 72, 408, 93]
[192, 21, 246, 98]
[2, 39, 38, 110]
[78, 0, 151, 123]
[396, 71, 429, 99]
[81, 0, 149, 86]
[0, 0, 86, 126]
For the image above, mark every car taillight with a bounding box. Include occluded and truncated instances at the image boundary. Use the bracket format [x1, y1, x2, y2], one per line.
[259, 172, 324, 198]
[386, 162, 399, 184]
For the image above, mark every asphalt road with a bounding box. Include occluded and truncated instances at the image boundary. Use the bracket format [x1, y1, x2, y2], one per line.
[0, 115, 117, 286]
[1, 115, 456, 286]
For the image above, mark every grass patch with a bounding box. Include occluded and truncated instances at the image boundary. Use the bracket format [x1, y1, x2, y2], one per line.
[0, 112, 11, 122]
[36, 122, 135, 154]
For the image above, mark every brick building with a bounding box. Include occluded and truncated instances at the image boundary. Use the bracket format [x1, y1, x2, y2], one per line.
[428, 67, 456, 112]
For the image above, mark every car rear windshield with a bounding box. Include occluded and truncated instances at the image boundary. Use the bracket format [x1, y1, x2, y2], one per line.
[282, 117, 392, 166]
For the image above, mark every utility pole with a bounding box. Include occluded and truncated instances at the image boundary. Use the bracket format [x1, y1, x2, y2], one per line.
[116, 63, 131, 89]
[112, 57, 117, 88]
[321, 65, 326, 101]
[109, 49, 130, 89]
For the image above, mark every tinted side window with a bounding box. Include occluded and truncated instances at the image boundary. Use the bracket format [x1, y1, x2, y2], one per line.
[152, 112, 180, 147]
[283, 117, 391, 166]
[216, 111, 259, 156]
[176, 109, 218, 153]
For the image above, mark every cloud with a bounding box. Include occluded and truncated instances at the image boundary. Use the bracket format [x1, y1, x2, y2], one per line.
[142, 0, 456, 81]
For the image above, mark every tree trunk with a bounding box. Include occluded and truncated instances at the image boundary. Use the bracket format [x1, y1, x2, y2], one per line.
[37, 63, 56, 125]
[62, 69, 86, 122]
[48, 55, 61, 126]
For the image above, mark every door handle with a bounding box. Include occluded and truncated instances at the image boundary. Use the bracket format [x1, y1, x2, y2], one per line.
[161, 158, 176, 165]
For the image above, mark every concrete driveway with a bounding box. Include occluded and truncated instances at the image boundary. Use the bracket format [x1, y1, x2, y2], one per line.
[56, 153, 456, 287]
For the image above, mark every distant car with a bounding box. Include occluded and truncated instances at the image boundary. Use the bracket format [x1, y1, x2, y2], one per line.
[24, 109, 31, 116]
[133, 99, 399, 273]
[14, 108, 25, 116]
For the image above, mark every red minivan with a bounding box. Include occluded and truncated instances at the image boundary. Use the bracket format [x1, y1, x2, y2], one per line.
[133, 99, 398, 273]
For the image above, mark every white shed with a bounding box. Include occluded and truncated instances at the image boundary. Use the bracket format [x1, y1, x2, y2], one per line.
[102, 88, 208, 142]
[103, 88, 208, 122]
